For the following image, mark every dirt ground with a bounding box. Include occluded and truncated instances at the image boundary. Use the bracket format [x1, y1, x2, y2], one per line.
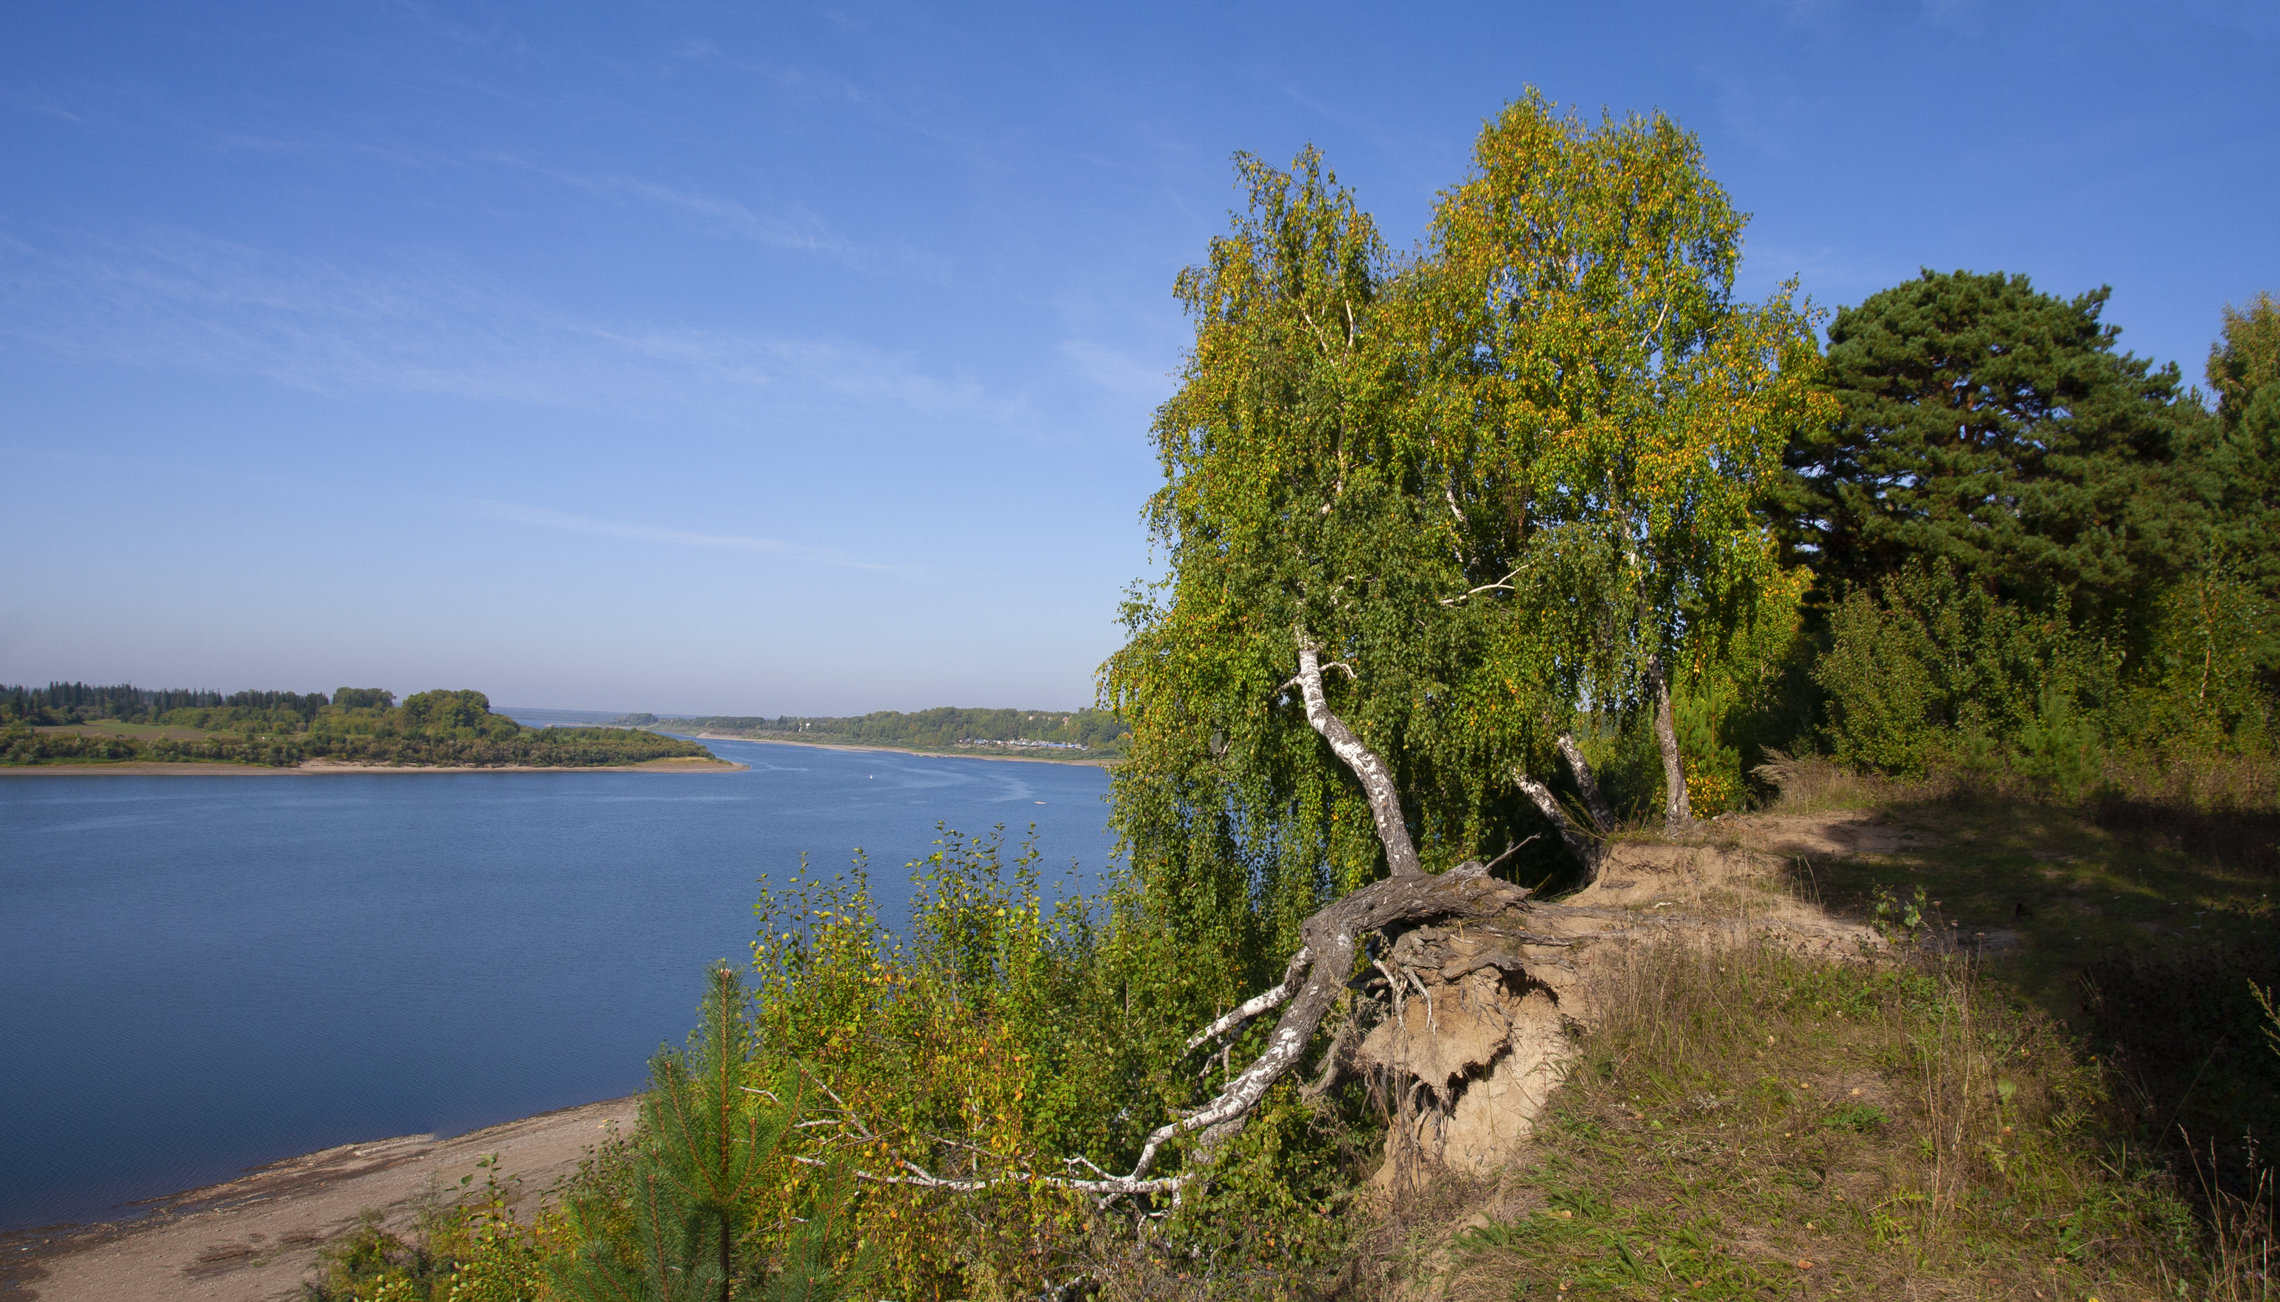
[1, 1097, 638, 1302]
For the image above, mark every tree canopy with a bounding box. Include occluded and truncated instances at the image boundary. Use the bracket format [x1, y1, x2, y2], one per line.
[1107, 93, 1826, 976]
[1777, 270, 2203, 632]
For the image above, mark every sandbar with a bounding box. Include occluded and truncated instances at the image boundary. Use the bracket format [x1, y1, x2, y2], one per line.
[0, 1096, 639, 1302]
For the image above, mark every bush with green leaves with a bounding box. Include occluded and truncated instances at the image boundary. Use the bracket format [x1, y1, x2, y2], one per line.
[739, 829, 1376, 1301]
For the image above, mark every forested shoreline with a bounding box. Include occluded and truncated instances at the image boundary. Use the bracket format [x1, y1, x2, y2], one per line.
[630, 704, 1130, 758]
[0, 684, 718, 768]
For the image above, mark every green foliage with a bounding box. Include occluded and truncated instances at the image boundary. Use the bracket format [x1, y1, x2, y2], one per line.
[306, 1158, 546, 1302]
[1106, 91, 1826, 996]
[1774, 271, 2280, 777]
[1781, 269, 2205, 634]
[1815, 560, 2122, 784]
[307, 973, 867, 1302]
[2192, 290, 2280, 695]
[745, 834, 1142, 1298]
[735, 828, 1378, 1300]
[1816, 556, 2276, 783]
[0, 681, 716, 767]
[550, 966, 867, 1302]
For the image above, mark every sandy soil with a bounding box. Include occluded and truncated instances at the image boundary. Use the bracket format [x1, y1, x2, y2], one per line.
[0, 756, 746, 776]
[1, 1097, 638, 1302]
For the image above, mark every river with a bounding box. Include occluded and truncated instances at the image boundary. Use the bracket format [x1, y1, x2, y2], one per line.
[0, 737, 1116, 1232]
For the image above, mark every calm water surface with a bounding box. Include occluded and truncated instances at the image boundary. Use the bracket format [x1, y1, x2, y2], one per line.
[0, 738, 1114, 1231]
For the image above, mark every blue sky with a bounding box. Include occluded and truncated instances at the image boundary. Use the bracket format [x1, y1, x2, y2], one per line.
[4, 1, 2273, 715]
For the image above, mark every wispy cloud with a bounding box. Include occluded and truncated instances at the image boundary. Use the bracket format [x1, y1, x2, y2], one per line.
[599, 325, 1032, 424]
[601, 176, 864, 261]
[482, 154, 948, 280]
[466, 501, 917, 576]
[0, 229, 618, 403]
[1058, 338, 1174, 406]
[0, 228, 1016, 420]
[1, 85, 83, 123]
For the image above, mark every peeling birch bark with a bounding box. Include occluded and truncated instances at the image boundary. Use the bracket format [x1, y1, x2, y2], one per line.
[1293, 636, 1421, 878]
[1185, 946, 1311, 1051]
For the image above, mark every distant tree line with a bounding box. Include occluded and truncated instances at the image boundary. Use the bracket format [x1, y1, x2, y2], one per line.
[1, 684, 716, 768]
[648, 705, 1131, 756]
[2, 682, 338, 723]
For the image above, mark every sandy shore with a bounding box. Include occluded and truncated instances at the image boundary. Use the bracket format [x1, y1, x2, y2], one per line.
[0, 755, 746, 776]
[0, 1097, 639, 1302]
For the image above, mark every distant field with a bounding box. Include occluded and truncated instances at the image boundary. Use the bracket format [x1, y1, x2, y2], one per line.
[35, 720, 213, 742]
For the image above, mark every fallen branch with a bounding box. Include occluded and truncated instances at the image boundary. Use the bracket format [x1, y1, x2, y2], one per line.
[1187, 946, 1312, 1051]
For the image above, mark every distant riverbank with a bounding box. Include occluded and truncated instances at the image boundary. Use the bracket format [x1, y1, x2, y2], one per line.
[683, 732, 1110, 768]
[0, 755, 747, 776]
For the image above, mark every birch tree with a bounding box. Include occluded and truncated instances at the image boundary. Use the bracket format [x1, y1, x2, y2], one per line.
[1109, 93, 1824, 973]
[1088, 94, 1824, 1179]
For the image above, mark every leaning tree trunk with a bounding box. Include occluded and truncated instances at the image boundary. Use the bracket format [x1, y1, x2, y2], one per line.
[1646, 654, 1692, 834]
[1515, 771, 1597, 878]
[1555, 732, 1616, 834]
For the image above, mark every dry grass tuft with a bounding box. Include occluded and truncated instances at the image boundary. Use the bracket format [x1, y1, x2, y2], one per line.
[1750, 748, 1935, 812]
[1433, 937, 2266, 1301]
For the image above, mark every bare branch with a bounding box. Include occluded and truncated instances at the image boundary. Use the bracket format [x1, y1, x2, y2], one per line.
[1293, 636, 1421, 878]
[1437, 568, 1524, 607]
[790, 1153, 1190, 1199]
[1639, 297, 1672, 353]
[1186, 946, 1312, 1051]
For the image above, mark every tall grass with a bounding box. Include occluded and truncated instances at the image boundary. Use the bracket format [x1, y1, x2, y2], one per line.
[1443, 937, 2269, 1300]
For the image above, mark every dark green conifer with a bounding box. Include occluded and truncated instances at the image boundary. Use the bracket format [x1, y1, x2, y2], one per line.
[1778, 269, 2203, 637]
[550, 965, 862, 1302]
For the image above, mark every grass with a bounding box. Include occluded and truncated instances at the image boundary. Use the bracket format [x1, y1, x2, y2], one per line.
[1386, 755, 2280, 1301]
[1438, 939, 2246, 1301]
[1757, 771, 2280, 1210]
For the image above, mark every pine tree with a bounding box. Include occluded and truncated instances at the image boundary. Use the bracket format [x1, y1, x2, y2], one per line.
[551, 965, 863, 1302]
